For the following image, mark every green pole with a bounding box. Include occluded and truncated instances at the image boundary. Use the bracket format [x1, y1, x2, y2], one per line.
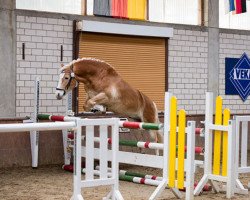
[141, 123, 163, 130]
[119, 174, 134, 182]
[123, 171, 146, 178]
[37, 114, 50, 120]
[119, 140, 138, 147]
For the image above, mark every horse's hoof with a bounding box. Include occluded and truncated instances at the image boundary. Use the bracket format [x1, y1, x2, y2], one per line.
[90, 108, 101, 113]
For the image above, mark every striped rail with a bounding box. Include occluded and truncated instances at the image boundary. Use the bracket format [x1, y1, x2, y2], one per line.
[63, 164, 211, 192]
[39, 113, 204, 135]
[119, 121, 163, 130]
[37, 114, 76, 121]
[39, 115, 164, 130]
[119, 121, 204, 135]
[94, 137, 203, 154]
[67, 132, 203, 154]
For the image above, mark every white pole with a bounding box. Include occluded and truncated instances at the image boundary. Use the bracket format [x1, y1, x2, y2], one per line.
[205, 92, 213, 176]
[149, 92, 171, 200]
[163, 92, 171, 180]
[112, 118, 122, 199]
[234, 116, 240, 182]
[241, 121, 248, 168]
[72, 119, 84, 200]
[226, 120, 236, 198]
[0, 122, 76, 132]
[63, 91, 74, 165]
[185, 121, 195, 200]
[30, 77, 40, 168]
[194, 92, 214, 195]
[62, 129, 71, 165]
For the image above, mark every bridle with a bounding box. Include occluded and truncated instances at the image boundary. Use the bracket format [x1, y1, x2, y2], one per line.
[56, 70, 78, 95]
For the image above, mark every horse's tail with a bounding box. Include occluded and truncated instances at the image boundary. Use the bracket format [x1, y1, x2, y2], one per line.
[152, 102, 163, 143]
[153, 102, 159, 123]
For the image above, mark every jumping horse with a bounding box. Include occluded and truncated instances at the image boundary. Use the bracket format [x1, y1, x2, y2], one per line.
[55, 58, 163, 143]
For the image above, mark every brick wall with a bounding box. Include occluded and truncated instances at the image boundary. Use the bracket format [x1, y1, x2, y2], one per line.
[16, 15, 73, 117]
[168, 29, 250, 115]
[168, 29, 208, 114]
[219, 33, 250, 114]
[16, 15, 250, 117]
[16, 16, 210, 116]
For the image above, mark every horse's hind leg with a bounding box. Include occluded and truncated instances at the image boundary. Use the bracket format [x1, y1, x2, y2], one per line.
[142, 105, 163, 156]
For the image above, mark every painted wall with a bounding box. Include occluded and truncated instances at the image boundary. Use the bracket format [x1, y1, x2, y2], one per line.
[168, 28, 208, 114]
[15, 13, 250, 117]
[16, 14, 210, 117]
[13, 2, 250, 118]
[16, 15, 73, 117]
[219, 32, 250, 114]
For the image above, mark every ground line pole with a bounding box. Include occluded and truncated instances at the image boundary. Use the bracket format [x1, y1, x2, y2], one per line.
[30, 77, 40, 168]
[72, 119, 83, 200]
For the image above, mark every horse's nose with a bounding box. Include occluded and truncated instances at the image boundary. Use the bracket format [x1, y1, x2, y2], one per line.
[55, 92, 62, 100]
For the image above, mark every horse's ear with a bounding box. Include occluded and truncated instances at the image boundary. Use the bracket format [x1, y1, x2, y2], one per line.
[61, 64, 64, 67]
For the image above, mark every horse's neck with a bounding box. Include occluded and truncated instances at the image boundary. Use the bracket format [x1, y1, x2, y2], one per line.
[74, 63, 99, 85]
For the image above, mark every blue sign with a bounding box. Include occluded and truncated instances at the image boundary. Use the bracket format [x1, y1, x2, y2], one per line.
[225, 53, 250, 102]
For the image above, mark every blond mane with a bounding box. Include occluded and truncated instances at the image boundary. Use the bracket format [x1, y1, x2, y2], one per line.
[59, 57, 115, 73]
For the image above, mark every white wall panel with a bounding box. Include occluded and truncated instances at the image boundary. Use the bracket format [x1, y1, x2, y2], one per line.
[16, 0, 81, 15]
[149, 0, 200, 25]
[220, 1, 250, 30]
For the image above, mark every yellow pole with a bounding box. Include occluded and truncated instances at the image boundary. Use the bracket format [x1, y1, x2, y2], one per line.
[168, 96, 177, 187]
[177, 109, 186, 189]
[222, 108, 230, 176]
[213, 96, 223, 175]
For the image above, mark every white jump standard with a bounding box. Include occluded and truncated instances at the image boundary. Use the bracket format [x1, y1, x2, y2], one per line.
[194, 92, 248, 198]
[0, 117, 123, 200]
[235, 115, 250, 191]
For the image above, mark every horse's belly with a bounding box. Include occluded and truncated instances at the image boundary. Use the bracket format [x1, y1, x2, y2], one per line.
[108, 104, 141, 119]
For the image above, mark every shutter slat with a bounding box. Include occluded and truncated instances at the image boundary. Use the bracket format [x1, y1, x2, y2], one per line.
[78, 33, 165, 113]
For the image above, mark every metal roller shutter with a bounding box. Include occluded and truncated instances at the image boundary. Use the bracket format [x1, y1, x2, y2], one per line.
[78, 32, 166, 113]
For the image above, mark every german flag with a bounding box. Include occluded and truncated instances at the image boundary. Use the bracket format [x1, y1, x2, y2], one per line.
[111, 0, 128, 19]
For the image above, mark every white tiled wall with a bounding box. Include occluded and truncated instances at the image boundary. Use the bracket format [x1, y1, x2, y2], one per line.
[168, 29, 208, 114]
[16, 15, 73, 117]
[16, 17, 210, 116]
[16, 15, 250, 117]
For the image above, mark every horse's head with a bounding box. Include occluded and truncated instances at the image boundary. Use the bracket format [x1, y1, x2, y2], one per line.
[55, 64, 78, 100]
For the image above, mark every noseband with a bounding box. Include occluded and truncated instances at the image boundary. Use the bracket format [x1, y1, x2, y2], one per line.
[56, 87, 66, 95]
[56, 71, 77, 95]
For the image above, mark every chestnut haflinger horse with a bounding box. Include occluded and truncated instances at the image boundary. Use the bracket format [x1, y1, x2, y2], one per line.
[55, 58, 163, 143]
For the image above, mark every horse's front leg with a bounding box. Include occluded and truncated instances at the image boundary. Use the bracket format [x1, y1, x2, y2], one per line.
[83, 95, 91, 111]
[84, 92, 109, 112]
